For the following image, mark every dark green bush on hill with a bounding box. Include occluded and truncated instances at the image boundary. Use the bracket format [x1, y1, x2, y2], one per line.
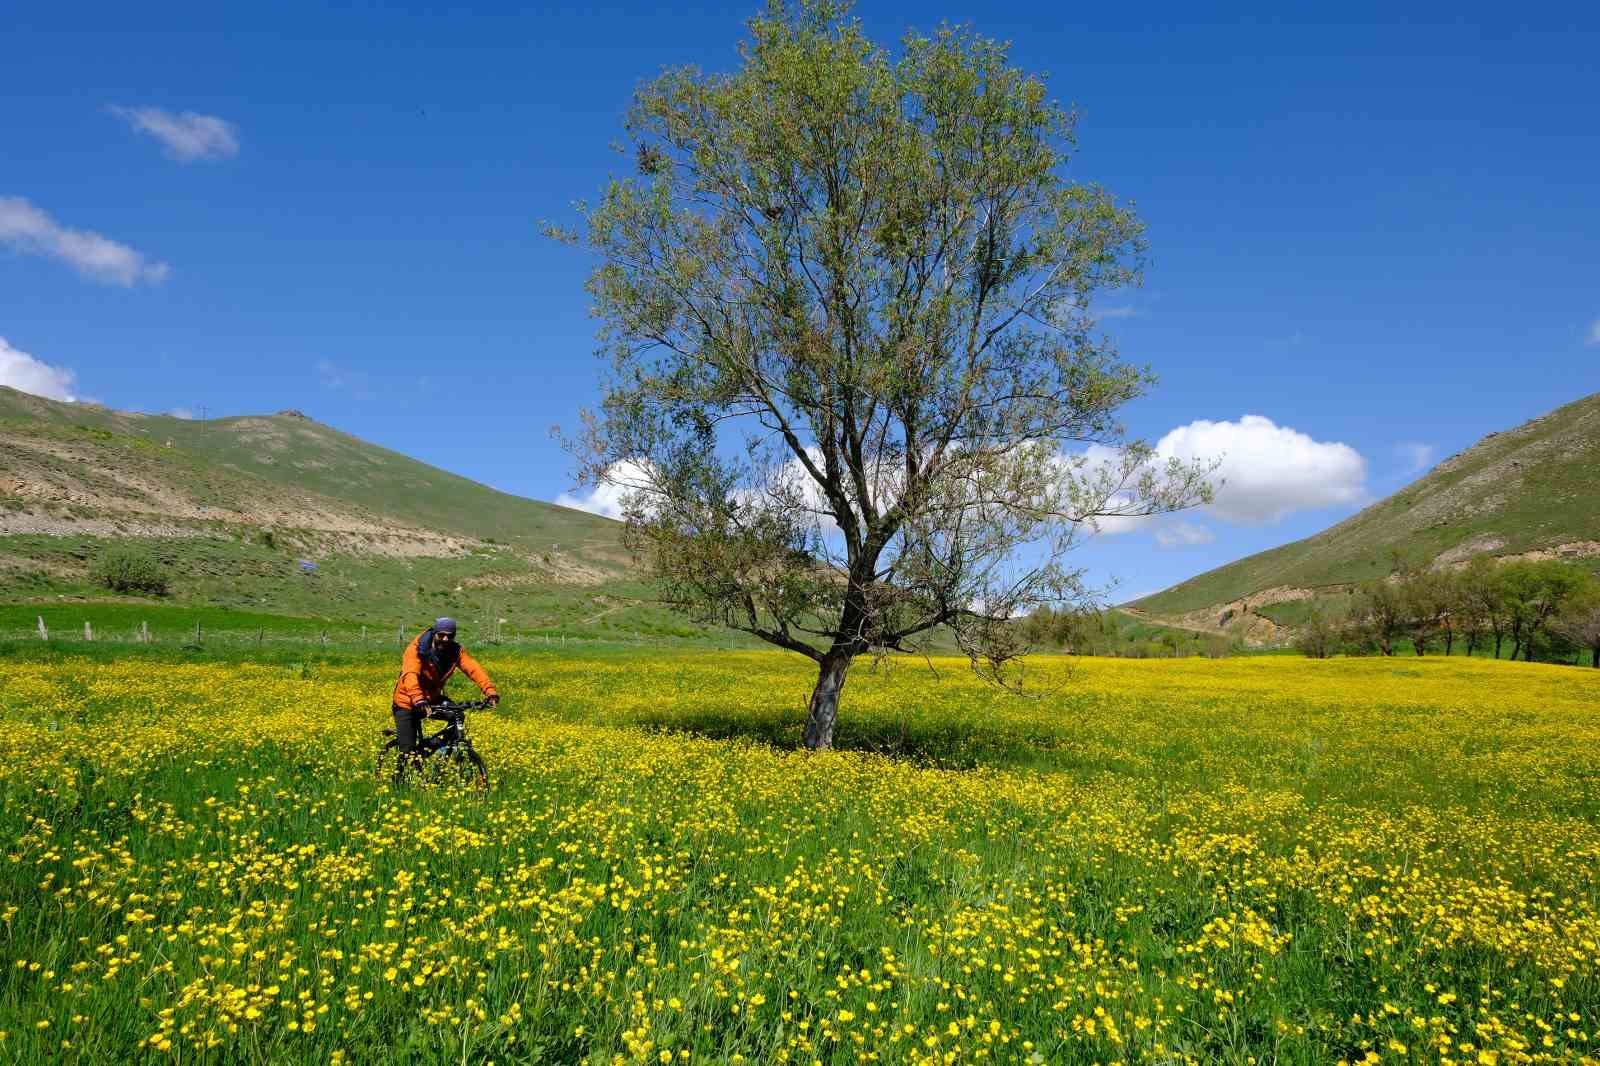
[90, 547, 170, 596]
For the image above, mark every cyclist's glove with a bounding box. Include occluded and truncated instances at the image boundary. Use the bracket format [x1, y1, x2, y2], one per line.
[487, 694, 500, 708]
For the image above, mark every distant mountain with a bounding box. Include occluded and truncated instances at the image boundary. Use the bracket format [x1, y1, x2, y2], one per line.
[1129, 391, 1600, 637]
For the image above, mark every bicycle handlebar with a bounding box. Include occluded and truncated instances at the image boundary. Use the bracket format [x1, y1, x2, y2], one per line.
[427, 698, 494, 713]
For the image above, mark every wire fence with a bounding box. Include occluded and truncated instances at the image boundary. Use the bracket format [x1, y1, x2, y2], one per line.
[1, 616, 756, 652]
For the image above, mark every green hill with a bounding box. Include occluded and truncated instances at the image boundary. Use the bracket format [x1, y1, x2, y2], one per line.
[0, 387, 737, 641]
[1130, 391, 1600, 631]
[0, 386, 624, 561]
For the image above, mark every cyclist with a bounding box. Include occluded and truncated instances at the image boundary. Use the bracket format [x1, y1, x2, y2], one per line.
[390, 617, 498, 782]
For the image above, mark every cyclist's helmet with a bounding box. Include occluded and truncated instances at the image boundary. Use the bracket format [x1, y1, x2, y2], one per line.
[435, 617, 458, 635]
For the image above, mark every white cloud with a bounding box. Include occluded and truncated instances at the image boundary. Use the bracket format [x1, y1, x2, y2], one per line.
[0, 336, 78, 401]
[554, 459, 658, 520]
[1156, 415, 1366, 525]
[1154, 520, 1215, 548]
[1394, 440, 1435, 476]
[0, 196, 170, 286]
[168, 407, 196, 420]
[109, 105, 239, 162]
[1588, 319, 1600, 345]
[1091, 305, 1137, 321]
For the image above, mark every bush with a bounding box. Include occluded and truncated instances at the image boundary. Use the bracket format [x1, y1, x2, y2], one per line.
[1293, 610, 1341, 659]
[90, 547, 170, 596]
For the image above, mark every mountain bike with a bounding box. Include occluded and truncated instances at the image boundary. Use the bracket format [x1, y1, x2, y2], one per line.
[377, 698, 492, 791]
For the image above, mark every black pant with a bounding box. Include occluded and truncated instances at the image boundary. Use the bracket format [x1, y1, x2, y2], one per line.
[392, 704, 426, 784]
[393, 704, 427, 753]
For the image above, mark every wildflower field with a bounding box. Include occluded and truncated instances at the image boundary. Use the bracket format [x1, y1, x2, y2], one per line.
[1, 648, 1597, 1064]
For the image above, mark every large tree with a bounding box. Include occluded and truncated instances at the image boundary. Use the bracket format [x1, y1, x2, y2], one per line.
[565, 1, 1209, 748]
[1552, 580, 1600, 668]
[1500, 560, 1587, 662]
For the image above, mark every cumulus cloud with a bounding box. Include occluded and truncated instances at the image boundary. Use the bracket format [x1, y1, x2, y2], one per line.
[554, 460, 658, 520]
[168, 407, 196, 420]
[1588, 319, 1600, 345]
[1085, 416, 1366, 534]
[109, 105, 239, 162]
[0, 196, 170, 286]
[555, 449, 857, 533]
[1154, 520, 1215, 548]
[1394, 441, 1436, 476]
[0, 336, 78, 401]
[1156, 415, 1366, 525]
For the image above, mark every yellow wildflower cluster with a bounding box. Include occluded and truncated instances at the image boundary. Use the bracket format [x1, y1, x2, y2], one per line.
[0, 650, 1596, 1062]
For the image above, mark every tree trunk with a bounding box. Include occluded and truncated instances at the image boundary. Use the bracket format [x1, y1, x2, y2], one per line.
[1509, 639, 1521, 662]
[1444, 632, 1454, 656]
[1591, 646, 1598, 669]
[1465, 632, 1478, 658]
[803, 654, 852, 750]
[1493, 633, 1503, 659]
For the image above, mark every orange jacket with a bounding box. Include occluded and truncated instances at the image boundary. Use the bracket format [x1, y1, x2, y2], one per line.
[391, 628, 497, 710]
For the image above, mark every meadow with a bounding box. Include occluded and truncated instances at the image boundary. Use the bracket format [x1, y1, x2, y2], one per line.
[1, 647, 1597, 1064]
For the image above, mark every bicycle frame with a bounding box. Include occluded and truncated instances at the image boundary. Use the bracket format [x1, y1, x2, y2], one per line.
[419, 715, 468, 756]
[396, 698, 490, 757]
[381, 697, 492, 791]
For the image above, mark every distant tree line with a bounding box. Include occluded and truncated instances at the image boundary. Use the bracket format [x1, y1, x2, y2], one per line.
[1295, 555, 1600, 666]
[1019, 607, 1238, 660]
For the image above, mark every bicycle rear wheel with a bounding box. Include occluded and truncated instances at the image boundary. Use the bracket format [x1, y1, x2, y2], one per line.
[375, 738, 398, 783]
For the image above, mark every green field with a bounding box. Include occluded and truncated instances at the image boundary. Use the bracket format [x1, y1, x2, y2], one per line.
[1, 642, 1596, 1064]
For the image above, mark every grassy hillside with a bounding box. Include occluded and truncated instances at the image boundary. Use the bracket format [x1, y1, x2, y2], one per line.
[1133, 390, 1600, 618]
[0, 387, 734, 638]
[0, 385, 625, 562]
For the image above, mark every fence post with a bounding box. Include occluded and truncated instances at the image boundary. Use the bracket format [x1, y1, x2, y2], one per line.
[257, 627, 264, 645]
[361, 625, 367, 646]
[398, 626, 404, 647]
[37, 616, 47, 641]
[320, 630, 328, 648]
[84, 621, 93, 642]
[141, 621, 150, 644]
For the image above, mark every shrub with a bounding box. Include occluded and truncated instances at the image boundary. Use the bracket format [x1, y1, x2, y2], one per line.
[90, 547, 170, 596]
[1293, 610, 1341, 659]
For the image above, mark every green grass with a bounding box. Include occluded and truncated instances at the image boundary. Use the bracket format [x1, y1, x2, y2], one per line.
[0, 529, 766, 646]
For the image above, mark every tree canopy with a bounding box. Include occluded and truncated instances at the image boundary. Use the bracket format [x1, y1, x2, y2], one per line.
[564, 0, 1209, 747]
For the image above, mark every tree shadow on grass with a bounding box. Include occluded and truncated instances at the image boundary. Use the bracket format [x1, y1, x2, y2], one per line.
[615, 703, 1079, 773]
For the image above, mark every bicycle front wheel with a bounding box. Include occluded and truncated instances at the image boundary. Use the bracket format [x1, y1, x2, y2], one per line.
[443, 746, 489, 792]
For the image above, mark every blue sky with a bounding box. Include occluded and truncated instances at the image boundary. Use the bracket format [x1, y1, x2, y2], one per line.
[3, 0, 1595, 601]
